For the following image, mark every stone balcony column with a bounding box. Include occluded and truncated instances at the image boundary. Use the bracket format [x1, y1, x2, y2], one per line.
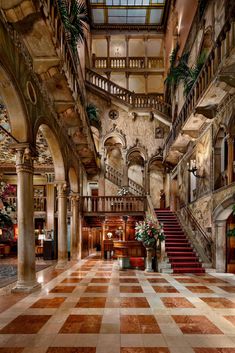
[56, 182, 68, 268]
[12, 144, 40, 293]
[215, 220, 227, 272]
[70, 193, 79, 260]
[227, 135, 234, 184]
[106, 36, 111, 68]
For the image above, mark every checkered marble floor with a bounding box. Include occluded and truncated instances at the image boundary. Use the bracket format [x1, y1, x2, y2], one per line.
[0, 255, 235, 353]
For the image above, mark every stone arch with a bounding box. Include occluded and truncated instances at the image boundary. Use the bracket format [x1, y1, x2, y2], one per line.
[0, 63, 28, 141]
[37, 124, 65, 181]
[102, 131, 127, 150]
[68, 167, 79, 193]
[213, 194, 235, 272]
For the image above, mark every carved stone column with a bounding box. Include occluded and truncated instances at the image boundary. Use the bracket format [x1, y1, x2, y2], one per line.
[56, 182, 68, 268]
[227, 135, 234, 184]
[12, 144, 40, 292]
[106, 36, 111, 68]
[70, 193, 79, 260]
[215, 220, 227, 272]
[125, 36, 129, 67]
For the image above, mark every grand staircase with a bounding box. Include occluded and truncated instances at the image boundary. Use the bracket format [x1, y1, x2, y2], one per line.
[155, 209, 205, 274]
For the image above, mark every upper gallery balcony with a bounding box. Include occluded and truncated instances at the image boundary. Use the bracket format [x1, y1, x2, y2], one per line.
[92, 55, 164, 73]
[163, 15, 235, 164]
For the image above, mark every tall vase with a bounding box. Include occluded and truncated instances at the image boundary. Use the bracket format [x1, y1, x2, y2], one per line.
[145, 246, 154, 272]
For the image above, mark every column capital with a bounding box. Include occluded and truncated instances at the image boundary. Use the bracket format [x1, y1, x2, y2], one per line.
[56, 182, 68, 197]
[11, 143, 37, 173]
[70, 192, 80, 204]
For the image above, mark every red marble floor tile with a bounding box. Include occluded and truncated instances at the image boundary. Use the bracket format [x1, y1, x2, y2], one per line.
[153, 286, 179, 293]
[121, 349, 170, 353]
[50, 286, 76, 293]
[46, 348, 96, 353]
[0, 315, 51, 334]
[161, 297, 195, 308]
[175, 278, 198, 283]
[85, 286, 108, 293]
[120, 297, 150, 308]
[59, 315, 102, 334]
[119, 278, 139, 283]
[76, 297, 106, 308]
[120, 286, 143, 293]
[31, 297, 66, 308]
[148, 278, 169, 283]
[194, 349, 235, 353]
[201, 298, 235, 308]
[186, 286, 214, 293]
[0, 349, 24, 353]
[119, 271, 136, 277]
[61, 278, 83, 283]
[90, 278, 110, 283]
[0, 293, 27, 314]
[172, 315, 223, 334]
[224, 316, 235, 326]
[219, 286, 235, 293]
[121, 315, 160, 334]
[198, 277, 227, 284]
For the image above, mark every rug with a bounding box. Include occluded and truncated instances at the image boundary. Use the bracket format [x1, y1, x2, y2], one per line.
[0, 264, 51, 288]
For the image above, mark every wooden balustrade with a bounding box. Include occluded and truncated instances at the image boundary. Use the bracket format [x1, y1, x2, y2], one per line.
[93, 56, 164, 70]
[164, 18, 235, 158]
[86, 69, 169, 114]
[82, 196, 146, 214]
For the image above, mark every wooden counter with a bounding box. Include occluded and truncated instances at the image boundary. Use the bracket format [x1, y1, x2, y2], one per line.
[113, 240, 146, 258]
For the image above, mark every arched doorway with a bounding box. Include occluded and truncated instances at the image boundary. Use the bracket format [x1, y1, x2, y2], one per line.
[213, 195, 235, 273]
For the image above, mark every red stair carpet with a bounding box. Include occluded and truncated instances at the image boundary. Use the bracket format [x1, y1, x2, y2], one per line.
[155, 209, 205, 274]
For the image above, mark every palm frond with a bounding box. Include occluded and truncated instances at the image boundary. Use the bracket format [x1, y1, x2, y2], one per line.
[86, 103, 100, 123]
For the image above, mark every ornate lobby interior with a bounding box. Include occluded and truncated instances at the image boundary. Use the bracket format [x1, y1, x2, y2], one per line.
[0, 0, 235, 352]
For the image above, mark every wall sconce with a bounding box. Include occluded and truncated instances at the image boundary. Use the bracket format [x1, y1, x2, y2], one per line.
[187, 160, 205, 178]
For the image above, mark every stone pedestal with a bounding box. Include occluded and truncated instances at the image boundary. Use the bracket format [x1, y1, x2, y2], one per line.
[56, 182, 68, 268]
[12, 144, 41, 293]
[215, 220, 227, 272]
[145, 247, 154, 272]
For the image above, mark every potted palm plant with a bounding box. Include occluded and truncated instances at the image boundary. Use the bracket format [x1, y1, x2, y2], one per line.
[135, 216, 164, 272]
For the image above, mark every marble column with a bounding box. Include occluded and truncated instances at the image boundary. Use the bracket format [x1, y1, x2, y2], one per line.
[12, 144, 40, 293]
[70, 193, 79, 260]
[106, 36, 110, 68]
[56, 182, 68, 268]
[227, 135, 234, 184]
[215, 220, 227, 272]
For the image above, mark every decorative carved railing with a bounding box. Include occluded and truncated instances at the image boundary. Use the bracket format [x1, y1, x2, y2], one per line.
[105, 164, 122, 187]
[164, 17, 235, 158]
[92, 56, 164, 70]
[40, 0, 86, 103]
[86, 69, 170, 115]
[6, 196, 47, 212]
[104, 163, 145, 196]
[179, 206, 212, 262]
[128, 179, 145, 196]
[82, 196, 146, 213]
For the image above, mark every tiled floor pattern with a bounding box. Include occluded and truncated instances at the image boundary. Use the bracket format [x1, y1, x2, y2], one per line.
[0, 256, 235, 353]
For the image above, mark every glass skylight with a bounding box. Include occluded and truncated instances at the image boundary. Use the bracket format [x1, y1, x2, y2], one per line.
[88, 0, 166, 26]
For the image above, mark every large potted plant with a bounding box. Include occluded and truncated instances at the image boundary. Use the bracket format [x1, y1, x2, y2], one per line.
[135, 216, 164, 272]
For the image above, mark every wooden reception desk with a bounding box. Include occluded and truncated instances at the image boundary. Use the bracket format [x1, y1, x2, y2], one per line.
[113, 240, 146, 258]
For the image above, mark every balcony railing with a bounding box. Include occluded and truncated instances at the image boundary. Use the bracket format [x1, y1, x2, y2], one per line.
[82, 196, 146, 214]
[6, 196, 47, 212]
[86, 69, 170, 115]
[92, 56, 164, 70]
[164, 17, 235, 158]
[40, 0, 86, 103]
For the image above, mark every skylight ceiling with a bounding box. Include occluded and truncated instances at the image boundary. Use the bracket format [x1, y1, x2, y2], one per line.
[88, 0, 168, 29]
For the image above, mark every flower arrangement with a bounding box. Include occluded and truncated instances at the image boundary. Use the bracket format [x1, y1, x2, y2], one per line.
[135, 216, 165, 248]
[0, 181, 16, 228]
